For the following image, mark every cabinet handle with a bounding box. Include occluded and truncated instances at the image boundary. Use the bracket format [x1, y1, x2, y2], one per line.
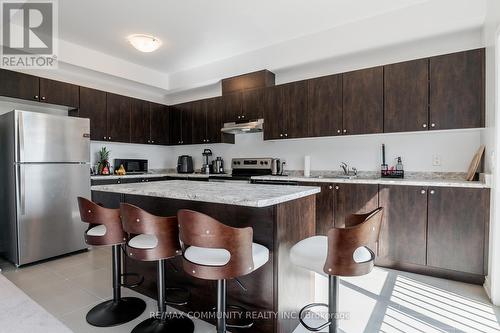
[34, 95, 39, 100]
[147, 140, 151, 143]
[335, 185, 339, 190]
[103, 136, 106, 140]
[284, 133, 288, 137]
[145, 179, 149, 182]
[421, 189, 426, 194]
[329, 185, 333, 190]
[151, 140, 154, 144]
[337, 129, 341, 134]
[422, 124, 427, 128]
[431, 123, 436, 128]
[241, 115, 245, 119]
[207, 139, 210, 142]
[343, 129, 347, 133]
[41, 96, 46, 101]
[108, 137, 111, 140]
[280, 134, 283, 137]
[141, 179, 145, 182]
[117, 180, 121, 184]
[237, 116, 241, 119]
[430, 190, 435, 195]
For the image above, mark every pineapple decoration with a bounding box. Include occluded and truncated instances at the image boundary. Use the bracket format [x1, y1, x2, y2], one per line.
[97, 147, 111, 175]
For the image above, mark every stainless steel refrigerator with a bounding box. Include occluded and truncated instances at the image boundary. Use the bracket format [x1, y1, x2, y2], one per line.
[0, 110, 91, 266]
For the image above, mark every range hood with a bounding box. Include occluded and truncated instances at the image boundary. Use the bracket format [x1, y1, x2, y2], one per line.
[221, 119, 264, 134]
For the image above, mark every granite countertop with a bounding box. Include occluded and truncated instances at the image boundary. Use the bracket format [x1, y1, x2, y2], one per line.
[91, 180, 320, 208]
[251, 174, 490, 189]
[91, 172, 229, 180]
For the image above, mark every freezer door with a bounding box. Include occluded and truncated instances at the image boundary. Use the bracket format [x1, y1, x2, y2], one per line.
[16, 110, 90, 163]
[16, 163, 90, 265]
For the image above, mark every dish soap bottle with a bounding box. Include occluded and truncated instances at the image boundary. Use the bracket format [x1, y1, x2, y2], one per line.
[396, 157, 404, 171]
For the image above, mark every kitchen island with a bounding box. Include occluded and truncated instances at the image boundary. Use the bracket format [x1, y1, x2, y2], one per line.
[91, 180, 320, 333]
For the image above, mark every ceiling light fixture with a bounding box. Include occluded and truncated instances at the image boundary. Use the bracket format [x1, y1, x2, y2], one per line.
[127, 34, 162, 53]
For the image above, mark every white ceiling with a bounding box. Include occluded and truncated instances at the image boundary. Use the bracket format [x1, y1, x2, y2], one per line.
[60, 0, 431, 74]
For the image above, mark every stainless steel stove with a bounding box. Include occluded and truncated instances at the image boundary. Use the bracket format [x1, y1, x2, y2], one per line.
[208, 158, 282, 183]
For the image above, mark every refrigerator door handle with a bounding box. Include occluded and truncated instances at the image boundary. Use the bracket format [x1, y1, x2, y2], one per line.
[18, 112, 24, 162]
[19, 165, 25, 215]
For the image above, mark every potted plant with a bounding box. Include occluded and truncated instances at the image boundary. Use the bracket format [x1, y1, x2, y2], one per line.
[97, 147, 111, 175]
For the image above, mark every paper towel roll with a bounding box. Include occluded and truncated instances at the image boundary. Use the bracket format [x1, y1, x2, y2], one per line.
[304, 155, 311, 177]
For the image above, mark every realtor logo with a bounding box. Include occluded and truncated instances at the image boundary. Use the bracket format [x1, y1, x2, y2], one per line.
[1, 0, 58, 68]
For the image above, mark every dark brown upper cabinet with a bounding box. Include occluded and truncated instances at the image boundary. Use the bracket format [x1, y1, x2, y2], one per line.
[206, 97, 222, 143]
[191, 98, 222, 144]
[333, 183, 379, 228]
[106, 93, 131, 143]
[170, 102, 193, 145]
[130, 99, 150, 144]
[241, 88, 266, 121]
[264, 81, 308, 140]
[430, 48, 485, 130]
[39, 78, 79, 108]
[384, 59, 429, 133]
[221, 92, 243, 124]
[427, 187, 489, 275]
[75, 87, 107, 141]
[307, 74, 343, 137]
[342, 67, 384, 135]
[0, 69, 39, 101]
[377, 185, 428, 266]
[190, 100, 205, 144]
[150, 103, 170, 145]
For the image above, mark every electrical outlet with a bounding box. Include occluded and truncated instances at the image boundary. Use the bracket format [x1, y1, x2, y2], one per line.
[432, 155, 442, 166]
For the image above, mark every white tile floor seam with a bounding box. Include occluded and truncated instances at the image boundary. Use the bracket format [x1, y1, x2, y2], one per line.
[1, 247, 500, 333]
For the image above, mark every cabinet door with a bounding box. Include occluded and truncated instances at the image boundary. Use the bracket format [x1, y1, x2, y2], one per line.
[206, 97, 222, 143]
[181, 104, 193, 145]
[130, 99, 150, 144]
[384, 59, 429, 133]
[307, 74, 343, 137]
[0, 68, 39, 101]
[430, 49, 484, 130]
[39, 78, 79, 108]
[190, 100, 206, 144]
[334, 183, 379, 228]
[169, 106, 183, 145]
[78, 87, 107, 141]
[106, 93, 131, 143]
[242, 88, 266, 121]
[282, 80, 308, 139]
[303, 182, 335, 235]
[221, 92, 242, 123]
[343, 67, 383, 135]
[263, 86, 283, 140]
[427, 187, 489, 275]
[150, 103, 169, 145]
[378, 185, 428, 265]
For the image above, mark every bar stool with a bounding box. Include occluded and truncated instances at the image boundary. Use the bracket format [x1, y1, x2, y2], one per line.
[177, 209, 270, 333]
[120, 203, 195, 333]
[77, 197, 146, 327]
[290, 207, 383, 333]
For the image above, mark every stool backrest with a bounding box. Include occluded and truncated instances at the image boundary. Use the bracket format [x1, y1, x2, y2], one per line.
[177, 209, 254, 280]
[120, 203, 181, 261]
[77, 197, 125, 246]
[324, 207, 383, 276]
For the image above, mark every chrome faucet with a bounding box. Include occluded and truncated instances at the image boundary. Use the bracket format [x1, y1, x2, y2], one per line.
[340, 162, 357, 177]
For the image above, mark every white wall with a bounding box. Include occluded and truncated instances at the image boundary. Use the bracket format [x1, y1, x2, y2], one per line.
[483, 0, 500, 306]
[90, 129, 482, 173]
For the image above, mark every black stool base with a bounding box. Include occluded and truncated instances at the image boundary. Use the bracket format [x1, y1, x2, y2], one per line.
[86, 297, 146, 327]
[132, 315, 194, 333]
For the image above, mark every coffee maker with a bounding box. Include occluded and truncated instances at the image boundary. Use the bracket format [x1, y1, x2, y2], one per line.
[201, 149, 212, 174]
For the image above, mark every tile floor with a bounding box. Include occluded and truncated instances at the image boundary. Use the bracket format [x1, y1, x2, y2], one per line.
[1, 247, 500, 333]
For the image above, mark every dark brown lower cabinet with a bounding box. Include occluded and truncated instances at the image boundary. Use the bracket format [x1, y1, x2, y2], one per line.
[334, 183, 379, 228]
[427, 187, 489, 275]
[378, 185, 428, 265]
[303, 182, 334, 235]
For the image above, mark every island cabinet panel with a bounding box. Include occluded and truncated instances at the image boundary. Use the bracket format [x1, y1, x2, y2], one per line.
[427, 187, 489, 275]
[307, 74, 343, 137]
[333, 183, 379, 228]
[150, 103, 170, 145]
[130, 99, 150, 144]
[377, 185, 428, 265]
[106, 93, 131, 143]
[39, 78, 79, 108]
[76, 87, 107, 141]
[342, 67, 384, 135]
[120, 194, 316, 333]
[384, 59, 429, 133]
[0, 68, 39, 101]
[302, 182, 335, 235]
[429, 48, 485, 130]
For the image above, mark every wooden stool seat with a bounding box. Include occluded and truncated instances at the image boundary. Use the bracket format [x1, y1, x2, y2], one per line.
[77, 197, 146, 328]
[120, 203, 194, 333]
[290, 207, 383, 333]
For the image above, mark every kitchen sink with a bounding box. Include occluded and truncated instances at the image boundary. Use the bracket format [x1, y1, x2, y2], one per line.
[309, 175, 357, 179]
